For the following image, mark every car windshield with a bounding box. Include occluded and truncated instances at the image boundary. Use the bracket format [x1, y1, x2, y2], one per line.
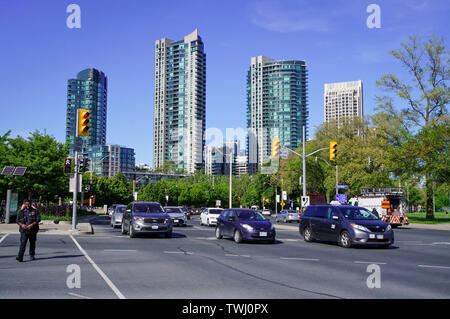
[165, 208, 182, 214]
[337, 207, 379, 220]
[115, 207, 126, 214]
[209, 209, 222, 215]
[236, 210, 266, 221]
[134, 204, 163, 213]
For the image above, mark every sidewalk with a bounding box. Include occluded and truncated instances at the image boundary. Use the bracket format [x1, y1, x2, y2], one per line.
[0, 215, 98, 236]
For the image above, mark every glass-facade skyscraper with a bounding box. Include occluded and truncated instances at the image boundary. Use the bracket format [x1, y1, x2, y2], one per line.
[247, 56, 308, 174]
[66, 68, 107, 153]
[153, 29, 206, 174]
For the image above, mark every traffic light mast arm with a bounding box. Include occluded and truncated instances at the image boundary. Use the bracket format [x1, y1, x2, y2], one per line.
[284, 147, 329, 159]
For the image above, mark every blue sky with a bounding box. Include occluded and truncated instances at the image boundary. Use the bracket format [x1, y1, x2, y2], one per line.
[0, 0, 449, 165]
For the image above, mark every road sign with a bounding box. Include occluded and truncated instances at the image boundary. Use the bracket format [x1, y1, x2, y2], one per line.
[335, 185, 349, 189]
[69, 173, 82, 193]
[216, 200, 221, 207]
[336, 194, 347, 204]
[276, 195, 280, 203]
[280, 146, 289, 159]
[301, 196, 310, 207]
[282, 191, 287, 201]
[84, 185, 90, 192]
[290, 201, 294, 208]
[280, 201, 286, 208]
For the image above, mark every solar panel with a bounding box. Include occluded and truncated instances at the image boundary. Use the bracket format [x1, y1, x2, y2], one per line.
[1, 166, 15, 175]
[13, 167, 27, 176]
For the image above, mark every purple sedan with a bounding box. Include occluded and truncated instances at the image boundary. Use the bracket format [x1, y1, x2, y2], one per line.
[215, 208, 276, 244]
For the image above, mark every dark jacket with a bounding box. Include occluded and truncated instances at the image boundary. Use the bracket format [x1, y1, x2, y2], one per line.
[17, 208, 41, 233]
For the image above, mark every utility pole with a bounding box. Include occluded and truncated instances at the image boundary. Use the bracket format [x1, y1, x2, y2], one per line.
[302, 126, 306, 197]
[336, 164, 338, 198]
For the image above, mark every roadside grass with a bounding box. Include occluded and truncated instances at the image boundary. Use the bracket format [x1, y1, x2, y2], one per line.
[41, 209, 97, 222]
[408, 212, 450, 224]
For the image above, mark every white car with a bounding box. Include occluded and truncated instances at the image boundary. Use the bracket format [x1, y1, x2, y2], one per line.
[200, 208, 223, 226]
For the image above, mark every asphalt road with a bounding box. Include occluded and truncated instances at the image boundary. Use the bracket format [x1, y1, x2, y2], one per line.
[1, 215, 449, 299]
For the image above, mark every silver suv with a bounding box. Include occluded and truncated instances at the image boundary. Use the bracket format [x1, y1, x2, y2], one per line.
[121, 202, 173, 238]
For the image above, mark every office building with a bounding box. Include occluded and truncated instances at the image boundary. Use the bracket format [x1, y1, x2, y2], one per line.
[66, 68, 107, 153]
[84, 144, 135, 180]
[153, 29, 206, 174]
[324, 80, 363, 125]
[247, 56, 308, 174]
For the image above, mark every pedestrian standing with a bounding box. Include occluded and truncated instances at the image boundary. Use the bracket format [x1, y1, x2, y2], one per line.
[16, 200, 41, 262]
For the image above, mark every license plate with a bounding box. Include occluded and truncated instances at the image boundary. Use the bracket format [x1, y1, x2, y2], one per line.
[369, 234, 375, 239]
[152, 226, 158, 230]
[260, 232, 267, 237]
[376, 235, 384, 239]
[174, 220, 179, 223]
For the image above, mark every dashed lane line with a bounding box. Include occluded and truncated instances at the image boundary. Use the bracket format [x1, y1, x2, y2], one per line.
[68, 292, 93, 299]
[354, 261, 387, 265]
[280, 257, 319, 261]
[418, 265, 450, 270]
[70, 235, 126, 299]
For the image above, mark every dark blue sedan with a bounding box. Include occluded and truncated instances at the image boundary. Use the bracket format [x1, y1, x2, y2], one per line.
[215, 208, 276, 244]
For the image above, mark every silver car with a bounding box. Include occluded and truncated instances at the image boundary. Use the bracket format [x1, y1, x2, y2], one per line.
[164, 207, 188, 227]
[276, 210, 301, 223]
[111, 205, 126, 228]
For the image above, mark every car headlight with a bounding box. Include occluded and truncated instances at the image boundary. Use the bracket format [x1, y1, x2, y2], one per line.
[386, 225, 391, 232]
[133, 217, 144, 223]
[351, 224, 370, 232]
[270, 224, 275, 231]
[241, 224, 253, 232]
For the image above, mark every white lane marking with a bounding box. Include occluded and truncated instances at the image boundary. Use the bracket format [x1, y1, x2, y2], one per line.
[280, 257, 319, 261]
[418, 265, 450, 270]
[70, 235, 125, 299]
[240, 255, 251, 258]
[354, 261, 387, 265]
[225, 254, 239, 257]
[163, 251, 194, 255]
[0, 234, 9, 245]
[103, 249, 137, 252]
[195, 237, 217, 240]
[68, 292, 93, 299]
[285, 239, 300, 242]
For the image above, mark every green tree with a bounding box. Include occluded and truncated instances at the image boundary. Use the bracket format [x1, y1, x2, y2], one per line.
[376, 36, 449, 219]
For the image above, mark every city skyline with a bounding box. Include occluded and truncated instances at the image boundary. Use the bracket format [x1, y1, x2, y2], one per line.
[1, 0, 449, 166]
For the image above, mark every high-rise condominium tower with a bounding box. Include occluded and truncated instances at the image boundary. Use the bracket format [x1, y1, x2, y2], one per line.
[247, 56, 308, 174]
[153, 29, 206, 173]
[66, 68, 107, 153]
[324, 80, 363, 125]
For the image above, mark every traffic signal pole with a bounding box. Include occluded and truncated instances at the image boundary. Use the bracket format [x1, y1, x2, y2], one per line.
[72, 112, 79, 230]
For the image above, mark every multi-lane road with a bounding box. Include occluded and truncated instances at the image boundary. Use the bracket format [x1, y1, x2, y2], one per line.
[0, 215, 449, 299]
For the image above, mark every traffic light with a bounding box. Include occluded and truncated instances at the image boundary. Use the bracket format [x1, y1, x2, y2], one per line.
[79, 157, 89, 173]
[329, 141, 338, 161]
[272, 138, 280, 158]
[64, 158, 72, 173]
[78, 109, 90, 136]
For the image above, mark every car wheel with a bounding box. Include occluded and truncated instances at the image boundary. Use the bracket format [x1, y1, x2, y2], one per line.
[303, 226, 314, 242]
[339, 231, 352, 248]
[215, 227, 223, 239]
[129, 224, 136, 238]
[234, 230, 243, 244]
[121, 222, 127, 235]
